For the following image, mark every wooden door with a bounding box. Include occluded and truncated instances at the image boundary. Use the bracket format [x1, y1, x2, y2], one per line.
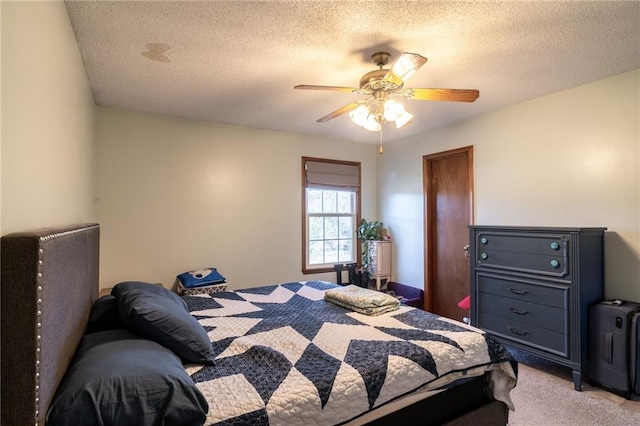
[423, 146, 474, 320]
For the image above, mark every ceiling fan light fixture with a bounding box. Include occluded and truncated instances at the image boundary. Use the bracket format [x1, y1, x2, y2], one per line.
[349, 99, 411, 131]
[394, 110, 413, 129]
[363, 114, 382, 131]
[385, 53, 428, 86]
[348, 104, 370, 127]
[295, 51, 477, 134]
[383, 99, 405, 121]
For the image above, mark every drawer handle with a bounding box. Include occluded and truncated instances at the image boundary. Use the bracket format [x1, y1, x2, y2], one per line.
[480, 252, 488, 260]
[550, 259, 560, 268]
[507, 326, 530, 336]
[550, 241, 560, 250]
[480, 237, 488, 244]
[507, 287, 529, 295]
[509, 307, 529, 315]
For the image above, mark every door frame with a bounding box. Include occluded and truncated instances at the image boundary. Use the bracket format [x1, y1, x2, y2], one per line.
[422, 146, 474, 312]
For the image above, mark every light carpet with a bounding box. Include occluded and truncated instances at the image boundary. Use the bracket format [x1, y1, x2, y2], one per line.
[508, 350, 640, 425]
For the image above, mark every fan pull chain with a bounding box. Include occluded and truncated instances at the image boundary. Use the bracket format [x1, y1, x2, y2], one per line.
[379, 128, 384, 155]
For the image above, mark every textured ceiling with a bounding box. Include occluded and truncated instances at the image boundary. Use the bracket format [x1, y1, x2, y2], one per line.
[64, 1, 640, 144]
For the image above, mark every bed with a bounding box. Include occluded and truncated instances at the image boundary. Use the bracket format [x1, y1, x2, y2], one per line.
[1, 224, 517, 426]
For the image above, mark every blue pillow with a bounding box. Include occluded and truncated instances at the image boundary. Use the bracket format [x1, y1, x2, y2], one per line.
[46, 329, 208, 426]
[86, 295, 126, 334]
[177, 267, 226, 288]
[112, 281, 215, 365]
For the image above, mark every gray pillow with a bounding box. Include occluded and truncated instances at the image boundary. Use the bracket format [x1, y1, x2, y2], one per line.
[112, 281, 215, 364]
[46, 329, 208, 426]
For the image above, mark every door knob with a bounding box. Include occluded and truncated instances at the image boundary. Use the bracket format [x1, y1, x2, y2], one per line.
[463, 244, 470, 258]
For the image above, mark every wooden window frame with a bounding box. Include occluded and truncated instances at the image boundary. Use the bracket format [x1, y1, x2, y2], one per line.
[301, 157, 362, 274]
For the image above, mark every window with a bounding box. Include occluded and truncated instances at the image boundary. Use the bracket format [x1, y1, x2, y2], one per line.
[302, 157, 361, 273]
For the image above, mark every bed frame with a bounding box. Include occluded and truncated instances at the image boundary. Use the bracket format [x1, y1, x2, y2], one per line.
[0, 223, 508, 426]
[1, 224, 100, 426]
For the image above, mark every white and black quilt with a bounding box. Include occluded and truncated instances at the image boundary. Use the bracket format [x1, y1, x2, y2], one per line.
[183, 281, 516, 426]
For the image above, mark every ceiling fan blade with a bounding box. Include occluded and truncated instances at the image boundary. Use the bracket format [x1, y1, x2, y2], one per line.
[317, 102, 361, 123]
[294, 84, 358, 93]
[383, 52, 428, 85]
[406, 88, 479, 102]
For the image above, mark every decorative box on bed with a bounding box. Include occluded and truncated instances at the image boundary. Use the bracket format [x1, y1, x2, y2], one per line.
[178, 281, 227, 296]
[177, 267, 227, 295]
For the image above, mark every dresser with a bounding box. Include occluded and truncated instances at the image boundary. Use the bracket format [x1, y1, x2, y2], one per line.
[469, 226, 606, 390]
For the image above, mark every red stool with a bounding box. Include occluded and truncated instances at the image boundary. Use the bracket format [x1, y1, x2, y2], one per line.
[458, 295, 470, 310]
[458, 295, 471, 324]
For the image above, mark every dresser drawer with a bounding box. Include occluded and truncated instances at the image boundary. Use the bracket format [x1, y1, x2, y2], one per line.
[474, 232, 570, 278]
[477, 273, 569, 309]
[476, 250, 569, 278]
[475, 231, 569, 256]
[480, 312, 568, 356]
[478, 293, 567, 333]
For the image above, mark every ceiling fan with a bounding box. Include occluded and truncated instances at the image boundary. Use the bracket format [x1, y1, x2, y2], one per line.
[294, 51, 479, 132]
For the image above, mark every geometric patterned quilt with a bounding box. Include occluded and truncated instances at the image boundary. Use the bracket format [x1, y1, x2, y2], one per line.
[183, 281, 516, 426]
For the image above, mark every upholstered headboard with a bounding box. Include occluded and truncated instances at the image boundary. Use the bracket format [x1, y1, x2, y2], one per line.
[1, 224, 100, 426]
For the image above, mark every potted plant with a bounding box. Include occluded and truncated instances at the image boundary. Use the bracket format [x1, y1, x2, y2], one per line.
[356, 219, 386, 287]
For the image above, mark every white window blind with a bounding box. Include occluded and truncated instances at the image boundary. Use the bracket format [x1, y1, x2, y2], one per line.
[305, 161, 360, 191]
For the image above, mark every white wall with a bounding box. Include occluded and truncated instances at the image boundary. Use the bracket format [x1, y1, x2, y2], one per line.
[4, 1, 637, 301]
[379, 69, 640, 301]
[96, 107, 378, 290]
[1, 1, 96, 234]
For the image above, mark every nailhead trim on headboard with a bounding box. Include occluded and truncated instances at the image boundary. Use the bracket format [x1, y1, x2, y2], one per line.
[35, 247, 43, 425]
[39, 225, 98, 241]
